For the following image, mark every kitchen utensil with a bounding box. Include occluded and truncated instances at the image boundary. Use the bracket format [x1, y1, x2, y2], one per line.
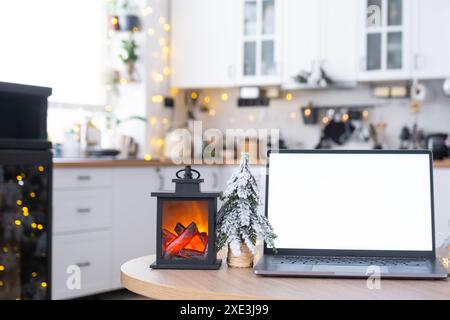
[426, 133, 449, 160]
[443, 78, 450, 97]
[324, 120, 355, 145]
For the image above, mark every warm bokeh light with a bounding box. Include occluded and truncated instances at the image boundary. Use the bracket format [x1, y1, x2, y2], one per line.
[151, 95, 164, 103]
[342, 113, 350, 122]
[156, 139, 164, 147]
[142, 6, 153, 16]
[304, 108, 312, 117]
[149, 116, 158, 126]
[163, 67, 171, 75]
[363, 109, 369, 119]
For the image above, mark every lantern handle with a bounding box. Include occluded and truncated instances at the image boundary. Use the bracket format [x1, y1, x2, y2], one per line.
[176, 166, 201, 180]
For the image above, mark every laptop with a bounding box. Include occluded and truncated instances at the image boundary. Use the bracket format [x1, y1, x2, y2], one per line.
[254, 150, 448, 279]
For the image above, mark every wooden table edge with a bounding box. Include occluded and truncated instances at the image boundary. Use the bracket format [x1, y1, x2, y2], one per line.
[120, 256, 290, 300]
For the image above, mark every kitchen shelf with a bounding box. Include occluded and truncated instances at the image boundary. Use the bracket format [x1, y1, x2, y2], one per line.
[281, 81, 358, 91]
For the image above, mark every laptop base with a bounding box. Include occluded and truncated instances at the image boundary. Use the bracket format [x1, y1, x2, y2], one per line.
[254, 255, 449, 279]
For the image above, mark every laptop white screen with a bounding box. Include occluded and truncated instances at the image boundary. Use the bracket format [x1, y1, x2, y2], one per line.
[267, 152, 433, 252]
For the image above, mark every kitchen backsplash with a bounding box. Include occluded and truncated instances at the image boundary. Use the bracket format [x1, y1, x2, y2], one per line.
[173, 80, 450, 149]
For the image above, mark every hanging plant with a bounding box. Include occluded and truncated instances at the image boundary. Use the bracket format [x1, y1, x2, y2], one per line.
[119, 34, 138, 81]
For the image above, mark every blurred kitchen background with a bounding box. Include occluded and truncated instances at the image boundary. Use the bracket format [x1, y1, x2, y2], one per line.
[0, 0, 449, 299]
[0, 0, 449, 158]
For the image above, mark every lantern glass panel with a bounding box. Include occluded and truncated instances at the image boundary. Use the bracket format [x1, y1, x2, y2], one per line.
[161, 200, 209, 261]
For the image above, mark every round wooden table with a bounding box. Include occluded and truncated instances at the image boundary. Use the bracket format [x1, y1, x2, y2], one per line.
[121, 255, 450, 300]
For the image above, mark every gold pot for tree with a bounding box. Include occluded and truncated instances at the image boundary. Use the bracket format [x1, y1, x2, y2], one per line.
[227, 243, 254, 268]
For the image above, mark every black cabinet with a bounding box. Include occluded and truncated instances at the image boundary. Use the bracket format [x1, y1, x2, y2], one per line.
[0, 150, 52, 299]
[0, 82, 52, 300]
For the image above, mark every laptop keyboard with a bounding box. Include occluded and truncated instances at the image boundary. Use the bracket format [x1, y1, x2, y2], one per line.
[274, 255, 428, 267]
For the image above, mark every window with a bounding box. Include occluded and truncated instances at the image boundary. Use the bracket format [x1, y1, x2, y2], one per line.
[0, 0, 106, 106]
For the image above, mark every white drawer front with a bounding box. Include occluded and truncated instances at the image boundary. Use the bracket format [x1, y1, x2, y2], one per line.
[53, 168, 112, 189]
[53, 189, 112, 233]
[52, 231, 111, 300]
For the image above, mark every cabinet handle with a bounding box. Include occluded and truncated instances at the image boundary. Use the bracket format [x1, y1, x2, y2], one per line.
[75, 262, 91, 268]
[360, 57, 366, 71]
[77, 175, 91, 181]
[76, 208, 91, 214]
[212, 172, 219, 189]
[228, 65, 235, 79]
[158, 173, 164, 190]
[414, 54, 424, 70]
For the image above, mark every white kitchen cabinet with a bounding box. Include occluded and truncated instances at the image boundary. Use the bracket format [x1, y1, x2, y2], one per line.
[53, 189, 112, 233]
[52, 168, 114, 300]
[434, 169, 450, 248]
[282, 0, 321, 87]
[110, 167, 159, 289]
[170, 0, 238, 88]
[53, 166, 160, 298]
[411, 0, 450, 79]
[320, 0, 359, 82]
[53, 168, 112, 189]
[237, 0, 282, 86]
[358, 0, 412, 81]
[52, 230, 112, 300]
[282, 0, 358, 88]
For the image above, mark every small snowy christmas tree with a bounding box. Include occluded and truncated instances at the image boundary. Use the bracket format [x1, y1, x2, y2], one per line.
[216, 153, 276, 258]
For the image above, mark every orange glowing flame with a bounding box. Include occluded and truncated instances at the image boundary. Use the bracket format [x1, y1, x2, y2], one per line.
[162, 200, 209, 254]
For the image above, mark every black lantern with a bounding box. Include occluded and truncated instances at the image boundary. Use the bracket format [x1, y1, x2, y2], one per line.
[150, 166, 222, 269]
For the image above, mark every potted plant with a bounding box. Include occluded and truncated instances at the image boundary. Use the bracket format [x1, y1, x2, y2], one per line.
[119, 35, 138, 81]
[216, 153, 277, 268]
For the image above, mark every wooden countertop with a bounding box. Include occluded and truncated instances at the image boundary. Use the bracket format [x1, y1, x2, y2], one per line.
[53, 158, 450, 169]
[121, 255, 450, 300]
[53, 158, 174, 168]
[434, 159, 450, 169]
[53, 158, 265, 168]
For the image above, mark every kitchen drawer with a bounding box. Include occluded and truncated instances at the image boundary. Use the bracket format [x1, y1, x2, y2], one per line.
[53, 168, 112, 190]
[53, 189, 112, 233]
[52, 230, 112, 300]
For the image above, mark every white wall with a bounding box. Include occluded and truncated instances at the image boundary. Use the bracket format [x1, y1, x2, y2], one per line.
[173, 80, 450, 149]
